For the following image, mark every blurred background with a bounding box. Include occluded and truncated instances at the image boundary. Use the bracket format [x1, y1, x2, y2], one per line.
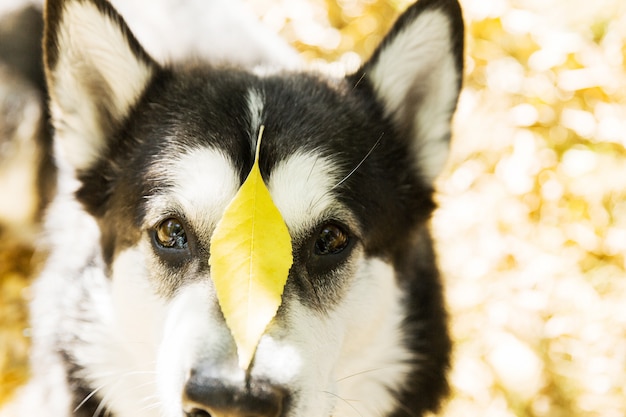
[1, 0, 625, 416]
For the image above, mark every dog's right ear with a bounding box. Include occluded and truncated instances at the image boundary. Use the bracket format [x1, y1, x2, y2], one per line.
[44, 0, 158, 171]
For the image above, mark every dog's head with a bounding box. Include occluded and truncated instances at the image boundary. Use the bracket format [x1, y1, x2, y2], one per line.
[43, 0, 463, 416]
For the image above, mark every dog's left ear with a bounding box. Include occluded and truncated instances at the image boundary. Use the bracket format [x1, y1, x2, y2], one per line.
[44, 0, 158, 172]
[353, 0, 464, 183]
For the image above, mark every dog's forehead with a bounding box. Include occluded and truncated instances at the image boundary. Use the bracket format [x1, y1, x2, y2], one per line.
[268, 151, 345, 236]
[143, 148, 239, 232]
[139, 72, 370, 235]
[143, 145, 344, 238]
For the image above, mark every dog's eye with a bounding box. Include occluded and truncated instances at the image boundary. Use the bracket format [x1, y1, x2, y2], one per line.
[305, 222, 355, 276]
[315, 223, 350, 255]
[155, 218, 188, 249]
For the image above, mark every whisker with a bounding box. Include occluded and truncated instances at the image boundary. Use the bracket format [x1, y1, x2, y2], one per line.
[352, 72, 367, 89]
[74, 368, 158, 417]
[74, 383, 108, 413]
[92, 398, 107, 417]
[138, 394, 159, 405]
[306, 133, 384, 215]
[91, 379, 118, 417]
[321, 390, 364, 417]
[137, 396, 163, 413]
[132, 379, 159, 393]
[331, 133, 383, 191]
[336, 367, 386, 382]
[91, 377, 125, 417]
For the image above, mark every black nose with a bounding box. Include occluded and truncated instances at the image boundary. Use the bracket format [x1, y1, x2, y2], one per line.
[183, 369, 286, 417]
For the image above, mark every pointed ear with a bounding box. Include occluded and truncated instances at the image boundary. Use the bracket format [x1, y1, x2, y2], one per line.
[44, 0, 157, 171]
[354, 0, 464, 183]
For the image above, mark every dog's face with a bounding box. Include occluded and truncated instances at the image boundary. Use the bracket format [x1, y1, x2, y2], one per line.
[43, 0, 463, 416]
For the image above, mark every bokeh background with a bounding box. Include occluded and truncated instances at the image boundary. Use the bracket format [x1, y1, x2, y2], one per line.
[1, 0, 625, 416]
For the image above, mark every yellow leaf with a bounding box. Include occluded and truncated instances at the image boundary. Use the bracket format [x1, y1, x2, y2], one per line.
[209, 126, 293, 370]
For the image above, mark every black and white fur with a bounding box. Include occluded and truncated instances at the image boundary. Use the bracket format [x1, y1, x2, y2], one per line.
[1, 0, 464, 416]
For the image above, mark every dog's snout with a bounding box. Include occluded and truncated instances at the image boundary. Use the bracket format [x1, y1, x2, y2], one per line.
[183, 370, 286, 417]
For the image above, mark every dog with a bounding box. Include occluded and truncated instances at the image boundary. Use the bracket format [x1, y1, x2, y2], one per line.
[1, 0, 464, 416]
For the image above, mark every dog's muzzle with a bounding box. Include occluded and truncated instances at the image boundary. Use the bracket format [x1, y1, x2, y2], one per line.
[182, 364, 287, 417]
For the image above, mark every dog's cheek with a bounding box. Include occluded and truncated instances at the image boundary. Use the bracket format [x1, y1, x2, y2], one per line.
[252, 301, 343, 417]
[110, 247, 166, 362]
[332, 258, 414, 417]
[249, 258, 409, 417]
[105, 246, 169, 412]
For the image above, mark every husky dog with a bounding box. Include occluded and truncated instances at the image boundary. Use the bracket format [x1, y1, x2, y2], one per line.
[2, 0, 463, 416]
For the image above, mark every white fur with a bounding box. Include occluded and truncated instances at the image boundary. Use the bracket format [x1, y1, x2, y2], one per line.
[88, 246, 166, 416]
[333, 259, 414, 417]
[50, 1, 154, 170]
[243, 257, 410, 417]
[269, 152, 347, 237]
[370, 9, 459, 182]
[68, 248, 161, 417]
[20, 246, 163, 417]
[247, 88, 265, 150]
[145, 147, 240, 239]
[156, 281, 228, 416]
[2, 169, 110, 416]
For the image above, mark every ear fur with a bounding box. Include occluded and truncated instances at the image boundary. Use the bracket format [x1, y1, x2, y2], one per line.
[354, 0, 464, 183]
[44, 0, 157, 171]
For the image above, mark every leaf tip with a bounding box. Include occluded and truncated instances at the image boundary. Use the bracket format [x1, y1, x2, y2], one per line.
[237, 345, 256, 371]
